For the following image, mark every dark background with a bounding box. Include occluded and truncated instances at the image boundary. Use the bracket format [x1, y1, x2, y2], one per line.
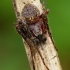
[0, 0, 70, 70]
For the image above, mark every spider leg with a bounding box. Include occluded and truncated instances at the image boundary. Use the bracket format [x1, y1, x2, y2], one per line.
[15, 22, 26, 40]
[41, 12, 57, 49]
[43, 0, 46, 8]
[41, 9, 50, 29]
[15, 18, 33, 40]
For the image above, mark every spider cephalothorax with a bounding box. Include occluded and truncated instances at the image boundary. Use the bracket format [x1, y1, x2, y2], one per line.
[15, 3, 49, 45]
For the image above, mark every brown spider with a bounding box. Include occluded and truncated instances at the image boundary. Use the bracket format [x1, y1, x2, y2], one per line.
[15, 0, 49, 45]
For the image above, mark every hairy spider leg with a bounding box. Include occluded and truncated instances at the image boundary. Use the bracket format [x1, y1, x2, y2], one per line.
[43, 0, 46, 8]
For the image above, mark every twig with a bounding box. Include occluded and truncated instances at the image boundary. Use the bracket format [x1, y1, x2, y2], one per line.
[12, 0, 62, 70]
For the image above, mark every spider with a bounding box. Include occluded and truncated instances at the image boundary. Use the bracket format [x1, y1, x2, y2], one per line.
[15, 0, 50, 45]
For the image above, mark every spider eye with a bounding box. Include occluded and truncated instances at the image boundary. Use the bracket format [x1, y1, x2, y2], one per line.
[29, 16, 34, 21]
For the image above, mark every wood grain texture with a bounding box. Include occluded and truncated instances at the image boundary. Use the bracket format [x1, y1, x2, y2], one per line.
[12, 0, 62, 70]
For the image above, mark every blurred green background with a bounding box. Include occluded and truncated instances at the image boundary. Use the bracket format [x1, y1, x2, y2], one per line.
[0, 0, 70, 70]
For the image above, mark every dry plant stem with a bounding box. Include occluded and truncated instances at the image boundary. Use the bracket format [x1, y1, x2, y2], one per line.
[12, 0, 62, 70]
